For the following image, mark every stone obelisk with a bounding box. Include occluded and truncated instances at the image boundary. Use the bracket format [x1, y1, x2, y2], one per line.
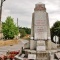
[30, 2, 51, 50]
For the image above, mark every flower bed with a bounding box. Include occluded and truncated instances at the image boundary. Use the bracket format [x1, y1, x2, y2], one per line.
[0, 50, 20, 60]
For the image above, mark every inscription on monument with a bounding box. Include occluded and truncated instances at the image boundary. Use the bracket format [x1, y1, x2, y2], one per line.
[34, 12, 48, 40]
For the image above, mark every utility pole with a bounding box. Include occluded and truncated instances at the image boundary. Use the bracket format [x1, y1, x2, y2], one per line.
[0, 0, 6, 39]
[17, 18, 18, 27]
[0, 0, 6, 29]
[0, 0, 6, 22]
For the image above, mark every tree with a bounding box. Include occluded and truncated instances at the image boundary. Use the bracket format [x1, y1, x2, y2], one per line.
[22, 27, 31, 34]
[2, 16, 19, 39]
[19, 27, 31, 38]
[50, 21, 60, 43]
[19, 29, 26, 38]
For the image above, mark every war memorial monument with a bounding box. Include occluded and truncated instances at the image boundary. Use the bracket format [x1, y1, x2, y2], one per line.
[15, 2, 60, 60]
[24, 2, 60, 60]
[26, 2, 52, 60]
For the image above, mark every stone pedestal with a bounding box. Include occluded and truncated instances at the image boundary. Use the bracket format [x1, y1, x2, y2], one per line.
[48, 40, 52, 50]
[45, 40, 51, 50]
[30, 40, 36, 50]
[37, 53, 50, 60]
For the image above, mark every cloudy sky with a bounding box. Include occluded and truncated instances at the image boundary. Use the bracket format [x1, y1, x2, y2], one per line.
[1, 0, 60, 28]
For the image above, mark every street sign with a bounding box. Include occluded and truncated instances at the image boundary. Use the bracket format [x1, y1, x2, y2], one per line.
[53, 36, 59, 43]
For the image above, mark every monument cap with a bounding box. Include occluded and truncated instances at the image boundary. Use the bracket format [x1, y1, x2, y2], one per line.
[34, 2, 46, 11]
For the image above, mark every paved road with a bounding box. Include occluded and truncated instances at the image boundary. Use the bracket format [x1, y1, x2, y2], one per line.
[0, 40, 23, 55]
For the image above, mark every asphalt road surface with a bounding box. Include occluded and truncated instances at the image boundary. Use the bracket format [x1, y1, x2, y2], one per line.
[0, 40, 23, 55]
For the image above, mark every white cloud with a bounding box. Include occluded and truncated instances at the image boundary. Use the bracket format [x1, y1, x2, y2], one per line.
[1, 0, 60, 28]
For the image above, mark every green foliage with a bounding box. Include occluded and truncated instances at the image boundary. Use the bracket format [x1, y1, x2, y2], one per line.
[2, 16, 19, 39]
[19, 29, 26, 38]
[22, 27, 31, 34]
[50, 21, 60, 42]
[19, 27, 31, 38]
